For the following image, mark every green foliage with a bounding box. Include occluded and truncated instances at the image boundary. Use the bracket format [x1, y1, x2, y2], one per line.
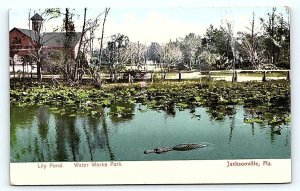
[201, 25, 233, 70]
[10, 80, 290, 126]
[44, 8, 61, 18]
[24, 8, 290, 81]
[244, 118, 264, 124]
[179, 33, 202, 69]
[260, 7, 290, 69]
[101, 99, 110, 106]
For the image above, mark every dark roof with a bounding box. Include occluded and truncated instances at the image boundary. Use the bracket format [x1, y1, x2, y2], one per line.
[31, 13, 44, 21]
[11, 28, 81, 47]
[14, 28, 39, 42]
[42, 32, 81, 47]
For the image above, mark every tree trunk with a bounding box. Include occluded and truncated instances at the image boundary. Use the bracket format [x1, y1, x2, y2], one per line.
[262, 71, 266, 82]
[231, 51, 236, 83]
[30, 64, 33, 79]
[151, 72, 154, 83]
[12, 60, 16, 78]
[37, 60, 42, 81]
[199, 61, 201, 83]
[97, 7, 110, 85]
[74, 8, 87, 81]
[22, 62, 25, 78]
[178, 70, 182, 82]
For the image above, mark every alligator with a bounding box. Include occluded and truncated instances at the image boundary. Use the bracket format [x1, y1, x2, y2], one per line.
[144, 143, 208, 154]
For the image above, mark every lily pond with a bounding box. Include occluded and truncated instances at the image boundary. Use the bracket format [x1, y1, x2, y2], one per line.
[10, 80, 291, 162]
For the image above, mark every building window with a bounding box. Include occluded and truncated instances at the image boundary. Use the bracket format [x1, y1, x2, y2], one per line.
[11, 37, 22, 45]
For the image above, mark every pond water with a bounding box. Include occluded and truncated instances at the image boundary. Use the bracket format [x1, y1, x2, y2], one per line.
[10, 104, 291, 162]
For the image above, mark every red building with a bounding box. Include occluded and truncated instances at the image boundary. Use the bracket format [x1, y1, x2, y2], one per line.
[9, 13, 81, 74]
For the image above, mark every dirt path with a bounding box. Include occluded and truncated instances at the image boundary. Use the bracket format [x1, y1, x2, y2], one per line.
[166, 72, 288, 82]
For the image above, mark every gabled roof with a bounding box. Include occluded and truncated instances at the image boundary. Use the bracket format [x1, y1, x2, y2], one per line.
[42, 32, 81, 47]
[31, 13, 44, 21]
[10, 28, 81, 48]
[14, 28, 39, 42]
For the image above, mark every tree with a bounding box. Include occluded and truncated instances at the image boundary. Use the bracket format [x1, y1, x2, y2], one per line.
[71, 8, 108, 82]
[201, 25, 232, 70]
[73, 8, 87, 81]
[21, 55, 35, 78]
[179, 33, 202, 70]
[237, 13, 267, 70]
[238, 36, 266, 69]
[124, 41, 148, 71]
[161, 41, 182, 71]
[237, 12, 266, 69]
[9, 41, 20, 78]
[45, 8, 88, 83]
[75, 8, 111, 85]
[106, 33, 130, 81]
[47, 50, 65, 75]
[94, 7, 110, 85]
[147, 42, 161, 64]
[223, 21, 238, 82]
[61, 8, 77, 82]
[198, 49, 220, 78]
[260, 7, 290, 68]
[28, 9, 62, 81]
[159, 41, 183, 80]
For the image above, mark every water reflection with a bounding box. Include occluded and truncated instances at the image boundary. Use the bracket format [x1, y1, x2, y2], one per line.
[10, 106, 36, 146]
[102, 117, 115, 160]
[86, 117, 106, 150]
[228, 114, 235, 144]
[37, 106, 50, 161]
[82, 118, 95, 161]
[10, 104, 291, 162]
[55, 115, 79, 161]
[251, 123, 255, 136]
[165, 103, 176, 117]
[270, 126, 282, 143]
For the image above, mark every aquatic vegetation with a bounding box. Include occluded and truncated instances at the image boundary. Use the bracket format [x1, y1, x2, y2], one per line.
[10, 80, 290, 126]
[244, 118, 264, 124]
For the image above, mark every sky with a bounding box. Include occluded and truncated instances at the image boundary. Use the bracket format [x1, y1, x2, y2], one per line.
[9, 7, 289, 46]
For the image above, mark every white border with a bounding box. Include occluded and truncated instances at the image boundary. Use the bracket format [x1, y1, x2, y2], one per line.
[1, 0, 300, 190]
[10, 159, 291, 185]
